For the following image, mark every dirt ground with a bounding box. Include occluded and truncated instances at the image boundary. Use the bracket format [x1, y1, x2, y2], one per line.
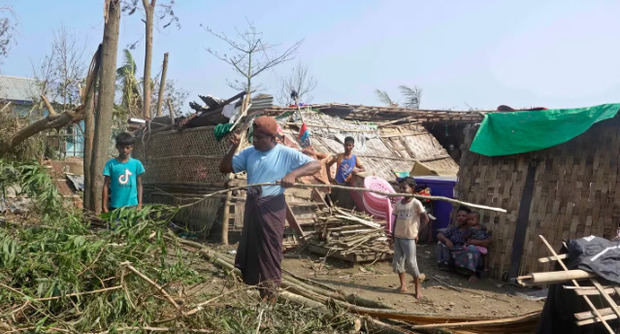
[278, 243, 545, 318]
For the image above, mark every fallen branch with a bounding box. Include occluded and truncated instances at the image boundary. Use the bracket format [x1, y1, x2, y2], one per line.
[121, 261, 180, 310]
[33, 286, 122, 302]
[40, 95, 56, 115]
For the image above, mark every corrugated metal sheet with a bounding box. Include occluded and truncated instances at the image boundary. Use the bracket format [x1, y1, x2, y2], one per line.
[0, 75, 38, 104]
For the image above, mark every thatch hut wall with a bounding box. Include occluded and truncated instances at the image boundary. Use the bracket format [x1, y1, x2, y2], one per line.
[456, 117, 620, 280]
[133, 125, 232, 238]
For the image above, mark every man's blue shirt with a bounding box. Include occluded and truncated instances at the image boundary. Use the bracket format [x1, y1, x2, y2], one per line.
[232, 144, 313, 197]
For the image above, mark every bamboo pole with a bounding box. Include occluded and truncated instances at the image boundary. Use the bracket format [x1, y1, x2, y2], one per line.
[121, 262, 180, 310]
[517, 270, 595, 285]
[178, 181, 507, 213]
[537, 235, 614, 333]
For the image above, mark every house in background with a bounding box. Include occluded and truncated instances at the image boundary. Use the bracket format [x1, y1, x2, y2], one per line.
[0, 75, 40, 117]
[0, 75, 84, 157]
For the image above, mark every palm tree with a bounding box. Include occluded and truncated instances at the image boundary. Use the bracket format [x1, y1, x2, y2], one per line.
[399, 85, 422, 109]
[375, 89, 398, 107]
[116, 49, 142, 117]
[375, 85, 422, 109]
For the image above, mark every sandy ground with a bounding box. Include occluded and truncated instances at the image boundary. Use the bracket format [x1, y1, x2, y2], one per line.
[278, 243, 545, 318]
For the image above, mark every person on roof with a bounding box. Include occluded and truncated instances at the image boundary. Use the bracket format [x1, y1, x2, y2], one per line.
[219, 116, 321, 302]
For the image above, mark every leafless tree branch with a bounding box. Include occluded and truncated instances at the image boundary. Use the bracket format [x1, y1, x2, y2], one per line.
[205, 21, 302, 95]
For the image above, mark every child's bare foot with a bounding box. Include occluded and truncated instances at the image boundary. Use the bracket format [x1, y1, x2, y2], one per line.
[397, 286, 408, 293]
[414, 291, 422, 299]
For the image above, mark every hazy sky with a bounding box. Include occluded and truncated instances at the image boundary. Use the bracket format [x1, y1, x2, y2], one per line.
[4, 1, 620, 112]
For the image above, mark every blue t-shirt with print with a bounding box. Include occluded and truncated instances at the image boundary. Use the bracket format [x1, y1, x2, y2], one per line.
[232, 144, 314, 197]
[103, 157, 145, 208]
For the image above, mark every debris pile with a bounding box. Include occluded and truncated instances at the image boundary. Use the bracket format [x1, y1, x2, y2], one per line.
[0, 160, 357, 333]
[308, 207, 392, 263]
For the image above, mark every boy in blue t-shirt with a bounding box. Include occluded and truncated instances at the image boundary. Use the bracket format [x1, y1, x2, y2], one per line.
[102, 132, 145, 212]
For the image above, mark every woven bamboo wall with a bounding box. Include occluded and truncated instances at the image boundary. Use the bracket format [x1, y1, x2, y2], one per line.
[133, 125, 232, 237]
[456, 118, 620, 279]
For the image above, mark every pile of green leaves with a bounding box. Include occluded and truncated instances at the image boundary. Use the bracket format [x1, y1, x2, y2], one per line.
[0, 160, 358, 333]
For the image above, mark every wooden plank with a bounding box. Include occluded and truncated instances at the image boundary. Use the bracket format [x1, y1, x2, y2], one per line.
[575, 307, 615, 320]
[576, 308, 618, 326]
[592, 280, 620, 321]
[285, 202, 306, 238]
[538, 253, 568, 263]
[565, 286, 618, 296]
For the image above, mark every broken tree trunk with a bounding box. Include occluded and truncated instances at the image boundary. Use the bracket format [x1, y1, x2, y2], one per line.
[89, 0, 121, 213]
[83, 44, 103, 211]
[0, 109, 82, 154]
[155, 52, 168, 117]
[142, 0, 155, 119]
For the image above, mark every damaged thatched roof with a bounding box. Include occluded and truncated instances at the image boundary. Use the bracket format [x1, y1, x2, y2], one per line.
[261, 103, 487, 124]
[276, 110, 459, 179]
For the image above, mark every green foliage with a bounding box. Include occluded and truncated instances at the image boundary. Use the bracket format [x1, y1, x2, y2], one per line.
[0, 160, 358, 333]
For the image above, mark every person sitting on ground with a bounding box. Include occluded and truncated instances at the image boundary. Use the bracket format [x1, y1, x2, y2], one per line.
[436, 206, 485, 282]
[436, 206, 471, 267]
[466, 212, 491, 273]
[389, 177, 429, 299]
[102, 132, 145, 213]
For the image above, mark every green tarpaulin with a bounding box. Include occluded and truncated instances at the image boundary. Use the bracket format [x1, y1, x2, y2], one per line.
[469, 103, 620, 157]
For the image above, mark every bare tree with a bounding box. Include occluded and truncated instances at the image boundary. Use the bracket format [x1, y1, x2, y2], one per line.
[278, 62, 317, 105]
[34, 25, 86, 113]
[122, 0, 179, 119]
[399, 85, 422, 109]
[205, 22, 302, 97]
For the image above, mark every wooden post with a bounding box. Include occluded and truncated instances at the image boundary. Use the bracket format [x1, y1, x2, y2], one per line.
[508, 159, 538, 279]
[155, 52, 169, 117]
[221, 95, 252, 244]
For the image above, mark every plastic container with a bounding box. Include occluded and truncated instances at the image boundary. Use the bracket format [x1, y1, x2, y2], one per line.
[414, 176, 457, 236]
[355, 176, 396, 233]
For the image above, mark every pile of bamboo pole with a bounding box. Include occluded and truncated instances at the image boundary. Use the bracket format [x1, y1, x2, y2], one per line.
[308, 207, 392, 262]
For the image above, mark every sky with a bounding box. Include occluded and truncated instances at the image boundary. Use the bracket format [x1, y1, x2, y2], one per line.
[4, 1, 620, 113]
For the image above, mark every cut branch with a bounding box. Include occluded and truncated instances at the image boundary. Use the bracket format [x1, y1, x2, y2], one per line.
[40, 95, 56, 115]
